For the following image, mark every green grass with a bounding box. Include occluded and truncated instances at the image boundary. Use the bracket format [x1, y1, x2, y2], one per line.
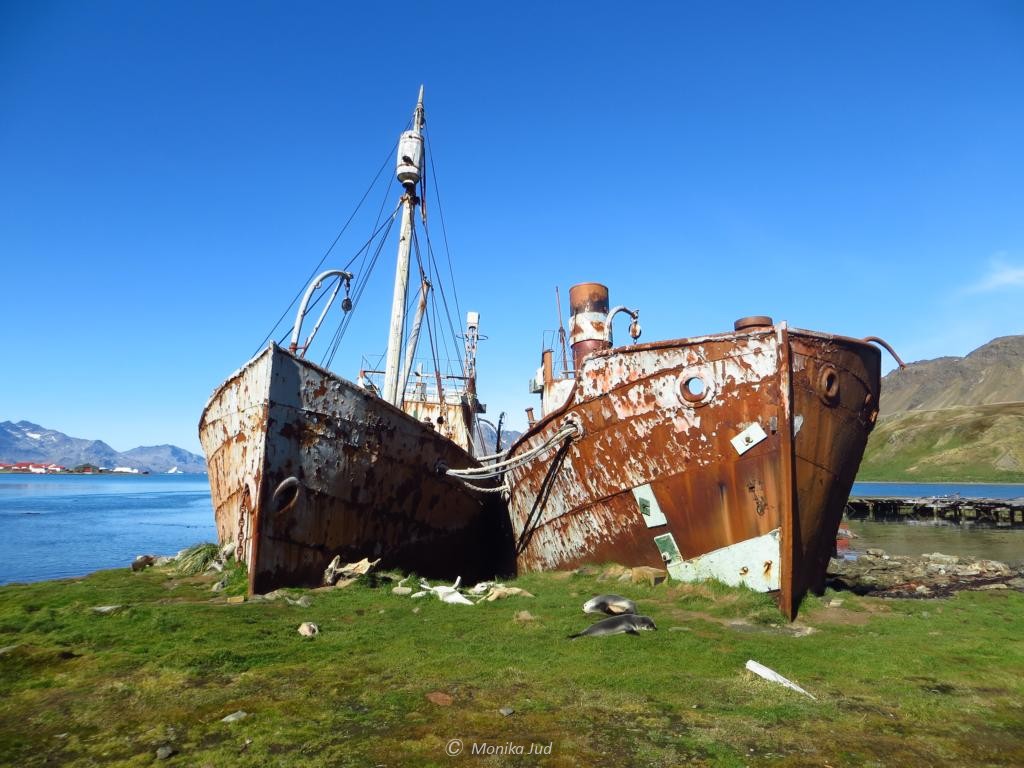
[859, 402, 1024, 482]
[2, 564, 1023, 766]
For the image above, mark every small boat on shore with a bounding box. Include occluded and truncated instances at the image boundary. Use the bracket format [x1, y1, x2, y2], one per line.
[498, 282, 900, 619]
[199, 89, 507, 594]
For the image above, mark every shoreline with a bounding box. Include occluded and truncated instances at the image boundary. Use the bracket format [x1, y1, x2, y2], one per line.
[856, 479, 1024, 486]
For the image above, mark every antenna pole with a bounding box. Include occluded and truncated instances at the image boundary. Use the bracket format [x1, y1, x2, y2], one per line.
[556, 286, 570, 377]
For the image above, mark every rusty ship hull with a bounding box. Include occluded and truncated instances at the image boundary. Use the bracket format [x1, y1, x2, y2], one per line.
[505, 322, 880, 619]
[199, 343, 499, 594]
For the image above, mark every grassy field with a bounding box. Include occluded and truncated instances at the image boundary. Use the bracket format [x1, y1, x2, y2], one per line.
[858, 402, 1024, 483]
[2, 562, 1023, 767]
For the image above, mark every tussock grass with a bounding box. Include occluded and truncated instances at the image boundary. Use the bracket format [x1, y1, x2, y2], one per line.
[1, 564, 1022, 766]
[174, 542, 221, 576]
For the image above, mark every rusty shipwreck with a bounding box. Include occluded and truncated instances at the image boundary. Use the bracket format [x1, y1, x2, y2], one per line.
[494, 282, 902, 619]
[199, 89, 506, 594]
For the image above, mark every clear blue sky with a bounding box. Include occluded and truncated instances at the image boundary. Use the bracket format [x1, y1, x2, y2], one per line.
[2, 1, 1022, 455]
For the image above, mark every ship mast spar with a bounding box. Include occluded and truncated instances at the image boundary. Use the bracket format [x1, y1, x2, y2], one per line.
[382, 86, 426, 406]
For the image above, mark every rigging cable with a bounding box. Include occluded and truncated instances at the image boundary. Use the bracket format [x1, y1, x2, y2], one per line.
[321, 209, 400, 368]
[410, 229, 443, 380]
[425, 130, 464, 328]
[277, 202, 400, 353]
[252, 140, 397, 357]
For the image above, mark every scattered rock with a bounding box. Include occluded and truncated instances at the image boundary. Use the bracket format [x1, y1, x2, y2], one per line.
[598, 565, 629, 580]
[156, 745, 177, 760]
[221, 710, 248, 723]
[829, 548, 1023, 598]
[788, 625, 818, 637]
[866, 548, 886, 557]
[298, 622, 319, 637]
[392, 586, 413, 596]
[211, 577, 228, 593]
[285, 595, 311, 608]
[220, 541, 237, 560]
[514, 611, 536, 623]
[426, 691, 453, 706]
[152, 556, 173, 567]
[131, 555, 155, 572]
[225, 595, 245, 604]
[499, 707, 515, 717]
[631, 566, 668, 586]
[978, 559, 1012, 575]
[412, 606, 421, 614]
[91, 605, 123, 615]
[826, 599, 844, 608]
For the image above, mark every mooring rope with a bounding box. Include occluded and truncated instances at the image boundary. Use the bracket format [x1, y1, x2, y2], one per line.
[446, 422, 581, 481]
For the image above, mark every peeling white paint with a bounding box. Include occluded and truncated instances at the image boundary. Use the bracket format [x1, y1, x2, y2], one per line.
[666, 528, 782, 592]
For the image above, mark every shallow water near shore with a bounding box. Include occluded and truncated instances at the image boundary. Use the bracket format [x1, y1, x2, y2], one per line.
[0, 474, 214, 585]
[1, 475, 1021, 586]
[846, 519, 1024, 568]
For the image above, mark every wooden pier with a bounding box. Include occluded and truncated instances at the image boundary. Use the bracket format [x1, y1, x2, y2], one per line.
[846, 495, 1024, 528]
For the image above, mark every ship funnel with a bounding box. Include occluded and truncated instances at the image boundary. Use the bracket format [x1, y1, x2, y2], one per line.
[569, 282, 610, 370]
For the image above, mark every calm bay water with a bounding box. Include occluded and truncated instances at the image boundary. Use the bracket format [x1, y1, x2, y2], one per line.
[846, 519, 1024, 568]
[0, 476, 1020, 586]
[0, 474, 215, 585]
[848, 481, 1024, 568]
[851, 481, 1024, 500]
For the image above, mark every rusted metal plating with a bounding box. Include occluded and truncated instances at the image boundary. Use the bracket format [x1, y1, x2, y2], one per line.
[199, 344, 509, 595]
[505, 307, 882, 620]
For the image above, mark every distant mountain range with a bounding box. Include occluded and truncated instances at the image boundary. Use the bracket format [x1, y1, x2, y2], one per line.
[0, 421, 207, 474]
[476, 421, 523, 453]
[860, 335, 1024, 482]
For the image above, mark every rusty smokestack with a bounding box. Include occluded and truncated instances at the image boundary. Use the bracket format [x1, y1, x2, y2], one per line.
[569, 282, 610, 370]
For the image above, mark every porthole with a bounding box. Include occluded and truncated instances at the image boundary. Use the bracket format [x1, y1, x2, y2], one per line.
[678, 371, 715, 406]
[818, 365, 840, 406]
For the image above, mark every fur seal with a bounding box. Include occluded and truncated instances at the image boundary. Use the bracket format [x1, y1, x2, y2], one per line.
[568, 614, 657, 639]
[582, 594, 637, 615]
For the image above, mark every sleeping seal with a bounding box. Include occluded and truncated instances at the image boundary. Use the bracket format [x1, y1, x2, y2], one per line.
[582, 594, 637, 616]
[568, 614, 657, 639]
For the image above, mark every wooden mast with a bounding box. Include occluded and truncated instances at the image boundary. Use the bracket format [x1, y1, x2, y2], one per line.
[382, 86, 425, 405]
